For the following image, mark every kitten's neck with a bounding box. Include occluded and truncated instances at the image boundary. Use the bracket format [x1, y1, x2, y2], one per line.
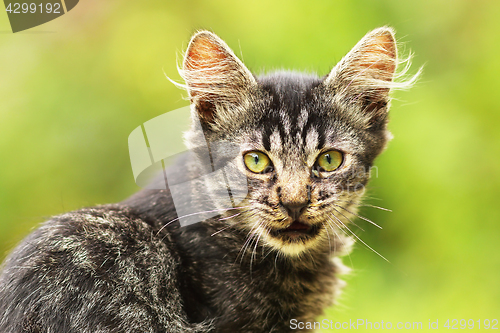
[169, 215, 347, 328]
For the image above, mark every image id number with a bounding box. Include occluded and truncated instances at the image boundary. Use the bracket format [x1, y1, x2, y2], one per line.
[6, 3, 61, 14]
[444, 319, 498, 329]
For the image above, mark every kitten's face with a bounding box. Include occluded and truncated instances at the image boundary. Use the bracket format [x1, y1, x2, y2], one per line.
[208, 74, 388, 255]
[181, 29, 399, 255]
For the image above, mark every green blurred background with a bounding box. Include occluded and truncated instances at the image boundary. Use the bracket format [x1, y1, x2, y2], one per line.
[1, 0, 498, 330]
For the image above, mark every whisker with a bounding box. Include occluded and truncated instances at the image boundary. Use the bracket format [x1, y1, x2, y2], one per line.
[334, 198, 392, 212]
[236, 211, 262, 263]
[324, 222, 333, 255]
[329, 206, 365, 231]
[218, 212, 242, 221]
[323, 223, 354, 269]
[327, 212, 390, 263]
[156, 206, 244, 236]
[332, 204, 382, 229]
[241, 219, 261, 265]
[250, 229, 264, 276]
[362, 204, 392, 212]
[210, 225, 233, 237]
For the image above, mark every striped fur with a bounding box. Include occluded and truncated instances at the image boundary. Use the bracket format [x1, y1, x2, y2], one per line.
[0, 28, 418, 332]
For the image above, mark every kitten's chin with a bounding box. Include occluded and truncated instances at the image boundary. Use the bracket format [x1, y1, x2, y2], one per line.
[264, 221, 325, 256]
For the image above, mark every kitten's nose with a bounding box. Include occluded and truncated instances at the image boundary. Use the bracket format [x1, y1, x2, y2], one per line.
[283, 201, 308, 220]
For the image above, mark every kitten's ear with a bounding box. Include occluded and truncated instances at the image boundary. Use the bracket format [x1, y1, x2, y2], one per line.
[181, 31, 256, 123]
[324, 27, 397, 128]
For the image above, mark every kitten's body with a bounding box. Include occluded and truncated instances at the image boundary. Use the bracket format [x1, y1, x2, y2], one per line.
[0, 28, 415, 332]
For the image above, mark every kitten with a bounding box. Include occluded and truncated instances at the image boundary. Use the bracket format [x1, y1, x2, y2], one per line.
[0, 27, 416, 332]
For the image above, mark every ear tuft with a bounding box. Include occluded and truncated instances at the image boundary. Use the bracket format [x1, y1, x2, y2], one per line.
[180, 31, 256, 123]
[354, 28, 396, 80]
[323, 27, 418, 129]
[184, 31, 232, 75]
[325, 27, 398, 92]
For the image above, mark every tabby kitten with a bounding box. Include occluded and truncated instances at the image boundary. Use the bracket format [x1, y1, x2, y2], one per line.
[0, 27, 415, 332]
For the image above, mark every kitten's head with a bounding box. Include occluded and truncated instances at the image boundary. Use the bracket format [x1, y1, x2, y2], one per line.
[179, 28, 413, 256]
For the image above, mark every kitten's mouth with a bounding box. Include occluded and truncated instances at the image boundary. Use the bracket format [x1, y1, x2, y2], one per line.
[270, 221, 321, 241]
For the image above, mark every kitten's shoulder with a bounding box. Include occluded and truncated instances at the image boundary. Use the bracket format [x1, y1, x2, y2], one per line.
[0, 205, 208, 333]
[0, 205, 173, 277]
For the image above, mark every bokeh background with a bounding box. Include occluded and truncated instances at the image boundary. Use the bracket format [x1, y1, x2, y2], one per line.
[1, 0, 498, 330]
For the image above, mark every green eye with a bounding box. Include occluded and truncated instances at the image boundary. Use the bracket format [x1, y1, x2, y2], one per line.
[316, 150, 343, 172]
[244, 151, 272, 173]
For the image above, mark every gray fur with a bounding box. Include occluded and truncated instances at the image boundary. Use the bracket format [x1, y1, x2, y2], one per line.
[0, 28, 417, 332]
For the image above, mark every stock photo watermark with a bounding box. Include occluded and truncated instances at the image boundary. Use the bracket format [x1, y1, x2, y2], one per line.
[290, 318, 499, 330]
[3, 0, 79, 32]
